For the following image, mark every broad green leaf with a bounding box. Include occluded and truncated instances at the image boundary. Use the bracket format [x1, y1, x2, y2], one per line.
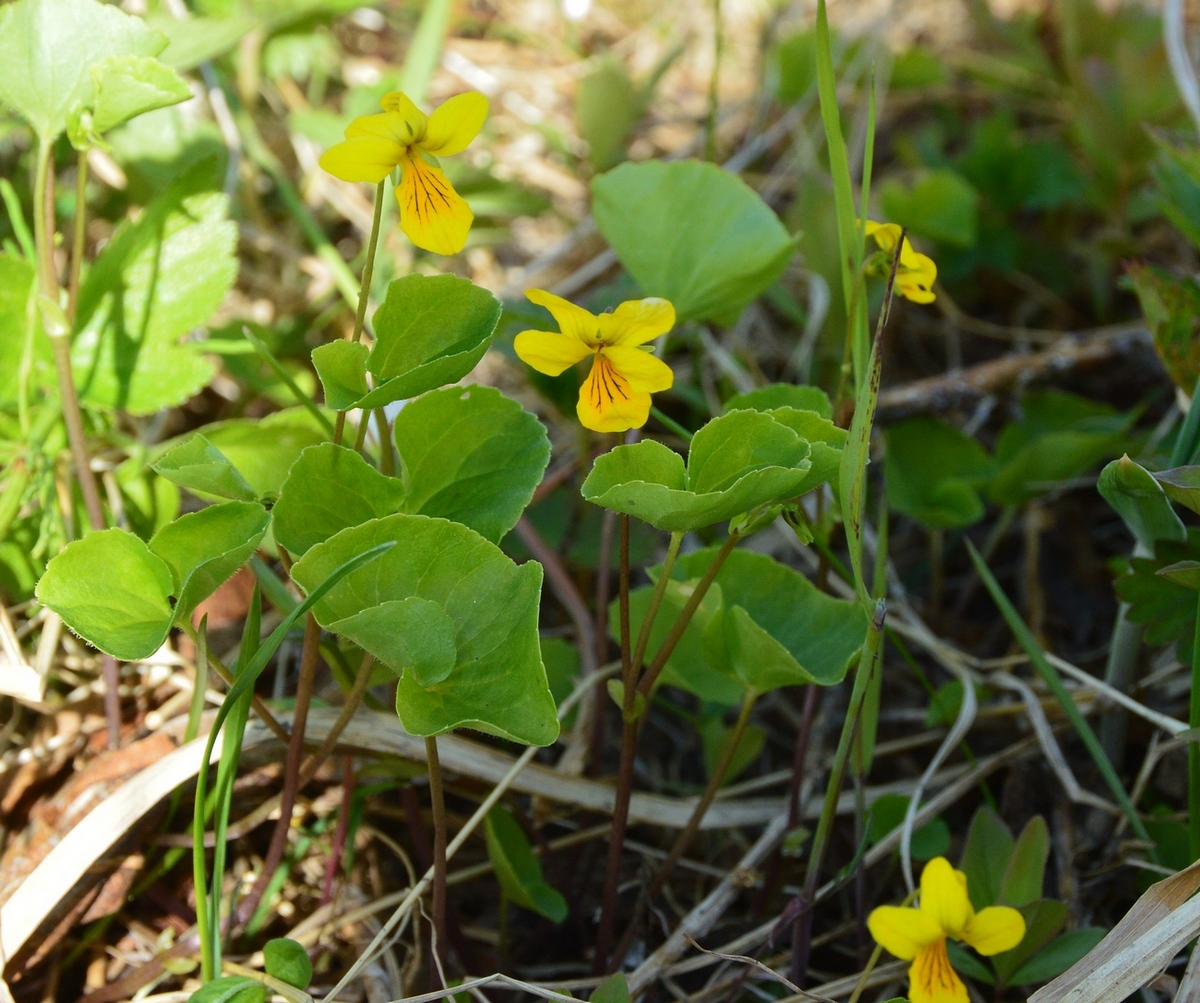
[582, 411, 815, 532]
[1127, 263, 1200, 394]
[725, 383, 833, 419]
[1159, 560, 1200, 589]
[991, 899, 1069, 986]
[331, 598, 456, 687]
[187, 976, 267, 1003]
[0, 253, 53, 404]
[886, 416, 995, 529]
[291, 514, 558, 745]
[483, 805, 567, 922]
[1117, 528, 1200, 663]
[879, 169, 980, 247]
[1098, 455, 1187, 550]
[273, 443, 405, 556]
[959, 805, 1014, 909]
[262, 939, 312, 990]
[393, 385, 550, 543]
[148, 501, 270, 623]
[591, 974, 630, 1003]
[198, 409, 327, 499]
[73, 163, 236, 414]
[1007, 927, 1106, 986]
[988, 390, 1133, 506]
[68, 55, 190, 147]
[576, 59, 638, 171]
[1153, 465, 1200, 516]
[152, 434, 257, 502]
[0, 0, 166, 141]
[592, 159, 798, 325]
[998, 816, 1049, 907]
[315, 275, 501, 411]
[865, 793, 951, 861]
[36, 528, 174, 660]
[679, 548, 866, 692]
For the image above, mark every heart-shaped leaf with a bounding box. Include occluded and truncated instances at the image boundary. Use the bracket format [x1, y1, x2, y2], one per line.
[886, 416, 995, 529]
[291, 514, 558, 745]
[393, 385, 550, 543]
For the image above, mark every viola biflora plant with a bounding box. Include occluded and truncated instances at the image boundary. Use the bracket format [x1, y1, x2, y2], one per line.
[2, 0, 1037, 995]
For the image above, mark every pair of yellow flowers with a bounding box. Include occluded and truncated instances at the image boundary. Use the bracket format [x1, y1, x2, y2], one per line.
[321, 90, 936, 432]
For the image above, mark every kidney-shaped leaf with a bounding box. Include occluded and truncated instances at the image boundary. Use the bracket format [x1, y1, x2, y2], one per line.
[273, 442, 405, 556]
[394, 385, 550, 543]
[582, 410, 815, 532]
[36, 527, 174, 660]
[592, 159, 798, 325]
[148, 501, 270, 623]
[291, 514, 558, 746]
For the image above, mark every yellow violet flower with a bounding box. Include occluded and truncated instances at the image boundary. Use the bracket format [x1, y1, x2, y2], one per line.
[864, 220, 938, 304]
[319, 90, 488, 256]
[513, 289, 675, 434]
[868, 857, 1025, 1003]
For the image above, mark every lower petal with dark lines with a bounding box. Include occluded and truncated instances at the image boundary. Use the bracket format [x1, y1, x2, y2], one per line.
[576, 351, 652, 433]
[397, 152, 473, 255]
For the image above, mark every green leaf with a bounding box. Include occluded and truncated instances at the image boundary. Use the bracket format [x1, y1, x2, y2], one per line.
[1153, 465, 1200, 517]
[291, 514, 558, 745]
[988, 390, 1133, 506]
[315, 275, 501, 410]
[1008, 927, 1106, 986]
[0, 253, 53, 404]
[0, 0, 167, 141]
[187, 976, 267, 1003]
[197, 409, 328, 499]
[262, 938, 312, 990]
[68, 55, 190, 147]
[152, 434, 258, 502]
[72, 163, 236, 414]
[151, 13, 258, 71]
[393, 385, 550, 543]
[273, 443, 405, 556]
[592, 159, 798, 325]
[1117, 528, 1200, 662]
[582, 410, 815, 532]
[36, 528, 174, 660]
[148, 501, 270, 623]
[590, 974, 630, 1003]
[990, 899, 1069, 987]
[946, 942, 995, 985]
[725, 383, 833, 419]
[576, 59, 638, 171]
[866, 793, 950, 861]
[959, 805, 1014, 909]
[998, 816, 1049, 907]
[331, 597, 456, 686]
[699, 713, 764, 784]
[879, 169, 980, 247]
[1127, 263, 1200, 394]
[483, 805, 567, 922]
[1098, 455, 1187, 550]
[1152, 143, 1200, 253]
[886, 416, 995, 529]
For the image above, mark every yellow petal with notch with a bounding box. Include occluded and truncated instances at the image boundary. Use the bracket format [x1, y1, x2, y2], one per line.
[603, 297, 676, 347]
[396, 153, 473, 255]
[867, 905, 943, 961]
[525, 289, 602, 346]
[577, 352, 651, 433]
[602, 345, 673, 393]
[919, 857, 973, 939]
[423, 92, 488, 157]
[908, 940, 969, 1003]
[320, 136, 405, 183]
[346, 110, 423, 147]
[380, 91, 429, 139]
[962, 905, 1025, 956]
[513, 330, 592, 376]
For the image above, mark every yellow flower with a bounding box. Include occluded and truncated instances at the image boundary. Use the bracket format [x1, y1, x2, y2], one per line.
[319, 90, 488, 256]
[513, 289, 675, 433]
[868, 857, 1025, 1003]
[864, 220, 938, 304]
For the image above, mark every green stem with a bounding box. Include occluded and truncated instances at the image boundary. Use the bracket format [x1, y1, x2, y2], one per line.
[68, 149, 87, 324]
[374, 409, 395, 476]
[629, 532, 683, 676]
[426, 734, 449, 980]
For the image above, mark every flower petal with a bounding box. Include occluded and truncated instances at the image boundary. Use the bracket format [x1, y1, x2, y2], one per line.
[865, 220, 902, 253]
[867, 906, 944, 961]
[963, 906, 1026, 956]
[396, 153, 473, 255]
[908, 940, 969, 1003]
[896, 252, 938, 303]
[602, 345, 674, 393]
[577, 353, 651, 433]
[345, 111, 421, 147]
[320, 136, 405, 183]
[602, 297, 676, 347]
[379, 91, 429, 139]
[919, 857, 973, 939]
[423, 92, 488, 157]
[526, 289, 602, 345]
[513, 330, 592, 376]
